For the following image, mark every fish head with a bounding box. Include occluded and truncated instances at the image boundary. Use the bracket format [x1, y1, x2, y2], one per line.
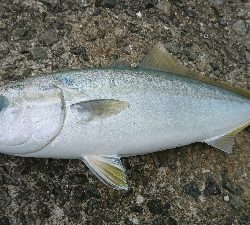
[0, 86, 36, 155]
[0, 83, 65, 155]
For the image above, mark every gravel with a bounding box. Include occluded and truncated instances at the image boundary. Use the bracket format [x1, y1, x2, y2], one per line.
[232, 20, 247, 36]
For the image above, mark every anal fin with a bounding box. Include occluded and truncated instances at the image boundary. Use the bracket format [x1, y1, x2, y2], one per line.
[205, 134, 235, 153]
[205, 122, 250, 153]
[81, 155, 128, 190]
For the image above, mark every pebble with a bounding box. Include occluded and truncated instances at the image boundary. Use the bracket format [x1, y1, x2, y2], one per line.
[218, 17, 227, 26]
[223, 195, 229, 202]
[136, 195, 144, 204]
[240, 215, 249, 225]
[145, 0, 158, 9]
[221, 173, 244, 195]
[0, 45, 9, 59]
[84, 184, 101, 198]
[0, 190, 11, 209]
[232, 20, 247, 36]
[169, 217, 178, 225]
[246, 52, 250, 63]
[210, 0, 224, 6]
[129, 215, 139, 225]
[147, 199, 163, 215]
[39, 30, 58, 46]
[0, 217, 11, 225]
[157, 0, 171, 16]
[136, 12, 142, 18]
[70, 46, 89, 61]
[152, 217, 167, 225]
[130, 205, 143, 213]
[32, 47, 47, 60]
[69, 173, 88, 184]
[203, 176, 221, 196]
[183, 181, 201, 199]
[95, 0, 118, 8]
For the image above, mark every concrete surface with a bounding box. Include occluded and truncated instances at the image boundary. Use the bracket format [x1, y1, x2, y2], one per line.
[0, 0, 249, 224]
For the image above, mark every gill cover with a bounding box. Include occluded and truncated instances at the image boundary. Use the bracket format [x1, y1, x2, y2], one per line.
[0, 83, 66, 155]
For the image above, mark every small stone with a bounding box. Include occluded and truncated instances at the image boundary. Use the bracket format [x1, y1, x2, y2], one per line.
[246, 52, 250, 63]
[95, 0, 118, 8]
[157, 0, 171, 16]
[169, 217, 178, 225]
[39, 30, 58, 46]
[230, 196, 245, 210]
[136, 195, 144, 204]
[184, 6, 197, 18]
[247, 78, 250, 89]
[0, 45, 9, 59]
[240, 215, 249, 225]
[152, 217, 167, 225]
[69, 174, 88, 184]
[0, 189, 11, 209]
[0, 20, 6, 29]
[224, 195, 229, 201]
[130, 205, 143, 213]
[32, 47, 47, 60]
[70, 46, 89, 61]
[245, 43, 250, 51]
[92, 8, 102, 16]
[124, 45, 133, 54]
[129, 215, 139, 224]
[0, 217, 11, 225]
[84, 184, 101, 198]
[204, 176, 221, 196]
[147, 199, 163, 215]
[183, 181, 201, 199]
[22, 68, 32, 78]
[218, 17, 227, 26]
[186, 50, 198, 61]
[136, 12, 142, 18]
[221, 172, 244, 195]
[38, 0, 59, 8]
[232, 20, 246, 36]
[210, 62, 220, 71]
[145, 0, 158, 9]
[210, 0, 224, 6]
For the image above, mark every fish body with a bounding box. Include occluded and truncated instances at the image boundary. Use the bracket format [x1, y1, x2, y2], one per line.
[0, 43, 249, 190]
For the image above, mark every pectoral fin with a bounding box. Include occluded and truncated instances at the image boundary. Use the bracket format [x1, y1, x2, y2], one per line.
[205, 122, 250, 153]
[71, 99, 129, 122]
[81, 155, 128, 190]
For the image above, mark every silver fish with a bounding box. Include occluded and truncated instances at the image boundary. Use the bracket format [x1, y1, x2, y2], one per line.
[0, 43, 249, 190]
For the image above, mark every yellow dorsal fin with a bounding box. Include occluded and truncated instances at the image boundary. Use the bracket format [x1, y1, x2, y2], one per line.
[205, 122, 250, 153]
[139, 42, 191, 75]
[139, 42, 250, 99]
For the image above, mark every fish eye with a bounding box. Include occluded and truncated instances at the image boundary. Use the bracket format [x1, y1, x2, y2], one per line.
[0, 95, 9, 113]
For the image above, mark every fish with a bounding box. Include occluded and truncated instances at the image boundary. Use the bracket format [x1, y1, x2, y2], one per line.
[0, 43, 249, 190]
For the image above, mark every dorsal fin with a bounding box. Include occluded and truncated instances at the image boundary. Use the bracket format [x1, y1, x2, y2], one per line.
[139, 42, 192, 75]
[139, 42, 250, 99]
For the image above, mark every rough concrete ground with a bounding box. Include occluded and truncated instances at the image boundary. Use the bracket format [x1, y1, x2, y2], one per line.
[0, 0, 250, 224]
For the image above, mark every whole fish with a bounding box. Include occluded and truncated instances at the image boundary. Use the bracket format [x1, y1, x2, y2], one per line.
[0, 43, 249, 190]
